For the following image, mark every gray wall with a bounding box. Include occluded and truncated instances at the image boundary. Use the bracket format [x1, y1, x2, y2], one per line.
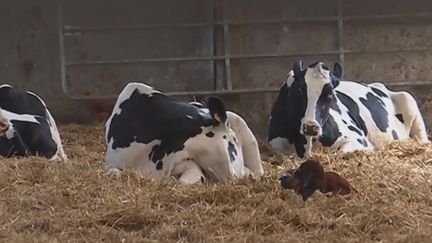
[1, 0, 432, 140]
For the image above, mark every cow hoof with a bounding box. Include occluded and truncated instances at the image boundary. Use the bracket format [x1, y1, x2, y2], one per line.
[107, 168, 123, 177]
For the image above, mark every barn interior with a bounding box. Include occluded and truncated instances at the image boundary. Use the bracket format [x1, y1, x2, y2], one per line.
[2, 0, 432, 140]
[1, 0, 432, 242]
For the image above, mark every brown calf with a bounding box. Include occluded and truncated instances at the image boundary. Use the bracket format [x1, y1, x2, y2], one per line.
[280, 159, 356, 201]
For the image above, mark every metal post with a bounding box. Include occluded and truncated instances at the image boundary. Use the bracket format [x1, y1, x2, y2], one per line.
[57, 0, 71, 99]
[337, 0, 344, 75]
[221, 1, 232, 90]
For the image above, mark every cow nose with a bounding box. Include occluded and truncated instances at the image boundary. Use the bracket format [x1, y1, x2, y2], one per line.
[302, 121, 320, 136]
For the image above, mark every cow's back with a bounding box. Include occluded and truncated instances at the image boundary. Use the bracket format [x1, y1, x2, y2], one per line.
[0, 85, 47, 118]
[335, 81, 409, 146]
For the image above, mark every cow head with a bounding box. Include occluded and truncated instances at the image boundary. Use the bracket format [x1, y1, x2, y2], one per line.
[0, 109, 10, 135]
[291, 60, 343, 138]
[191, 97, 245, 181]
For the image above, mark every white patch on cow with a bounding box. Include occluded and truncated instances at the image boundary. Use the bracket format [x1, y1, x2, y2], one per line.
[226, 111, 264, 179]
[105, 139, 163, 175]
[4, 124, 15, 139]
[171, 159, 205, 184]
[183, 124, 244, 182]
[285, 70, 295, 87]
[186, 115, 193, 119]
[0, 109, 41, 124]
[269, 137, 293, 155]
[0, 84, 12, 89]
[301, 62, 331, 135]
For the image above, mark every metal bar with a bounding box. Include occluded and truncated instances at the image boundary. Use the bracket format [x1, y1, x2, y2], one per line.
[65, 51, 340, 66]
[57, 0, 72, 99]
[221, 1, 232, 90]
[64, 47, 432, 66]
[58, 80, 432, 101]
[210, 0, 217, 91]
[62, 12, 432, 33]
[337, 0, 345, 74]
[55, 87, 282, 101]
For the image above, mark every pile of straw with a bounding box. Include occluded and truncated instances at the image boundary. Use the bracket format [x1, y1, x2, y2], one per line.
[0, 124, 431, 242]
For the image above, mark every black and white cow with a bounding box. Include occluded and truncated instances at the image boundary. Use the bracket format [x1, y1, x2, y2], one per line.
[0, 84, 67, 160]
[104, 82, 263, 184]
[268, 70, 307, 156]
[269, 60, 429, 157]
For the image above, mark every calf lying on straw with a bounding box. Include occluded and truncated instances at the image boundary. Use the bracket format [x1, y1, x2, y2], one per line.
[280, 159, 356, 201]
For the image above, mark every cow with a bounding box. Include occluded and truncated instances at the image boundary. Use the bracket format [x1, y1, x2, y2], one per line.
[104, 82, 264, 184]
[0, 84, 67, 160]
[268, 68, 342, 157]
[270, 60, 429, 158]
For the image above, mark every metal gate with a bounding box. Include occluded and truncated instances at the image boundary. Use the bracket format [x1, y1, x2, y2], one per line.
[58, 0, 432, 100]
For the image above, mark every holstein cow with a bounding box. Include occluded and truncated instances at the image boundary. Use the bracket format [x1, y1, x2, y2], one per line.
[268, 66, 344, 157]
[0, 84, 67, 160]
[269, 60, 429, 157]
[104, 82, 263, 184]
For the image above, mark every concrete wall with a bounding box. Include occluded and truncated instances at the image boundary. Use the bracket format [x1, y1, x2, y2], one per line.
[1, 0, 432, 141]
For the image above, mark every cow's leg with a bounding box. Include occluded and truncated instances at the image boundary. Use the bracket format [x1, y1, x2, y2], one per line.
[390, 91, 429, 143]
[172, 159, 205, 184]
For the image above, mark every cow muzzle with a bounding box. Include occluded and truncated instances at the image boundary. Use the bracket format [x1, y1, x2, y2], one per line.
[0, 119, 10, 134]
[301, 121, 321, 137]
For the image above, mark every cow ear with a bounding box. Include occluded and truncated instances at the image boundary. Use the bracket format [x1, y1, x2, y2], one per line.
[333, 62, 343, 79]
[293, 59, 304, 77]
[207, 96, 227, 124]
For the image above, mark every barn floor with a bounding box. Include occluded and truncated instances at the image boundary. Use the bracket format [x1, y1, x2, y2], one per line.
[0, 124, 432, 242]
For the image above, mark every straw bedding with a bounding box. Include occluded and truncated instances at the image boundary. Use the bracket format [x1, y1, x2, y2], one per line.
[0, 124, 431, 242]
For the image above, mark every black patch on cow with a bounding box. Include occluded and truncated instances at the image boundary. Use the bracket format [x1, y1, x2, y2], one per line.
[268, 81, 307, 157]
[329, 100, 341, 114]
[0, 86, 49, 119]
[363, 139, 368, 147]
[371, 87, 388, 98]
[336, 91, 368, 136]
[342, 120, 347, 124]
[200, 176, 205, 183]
[395, 114, 404, 123]
[359, 92, 389, 133]
[348, 125, 363, 136]
[315, 83, 336, 125]
[107, 89, 217, 163]
[205, 132, 214, 137]
[318, 115, 342, 146]
[0, 118, 57, 158]
[391, 130, 399, 140]
[356, 138, 368, 147]
[223, 135, 227, 139]
[228, 141, 237, 163]
[156, 161, 163, 170]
